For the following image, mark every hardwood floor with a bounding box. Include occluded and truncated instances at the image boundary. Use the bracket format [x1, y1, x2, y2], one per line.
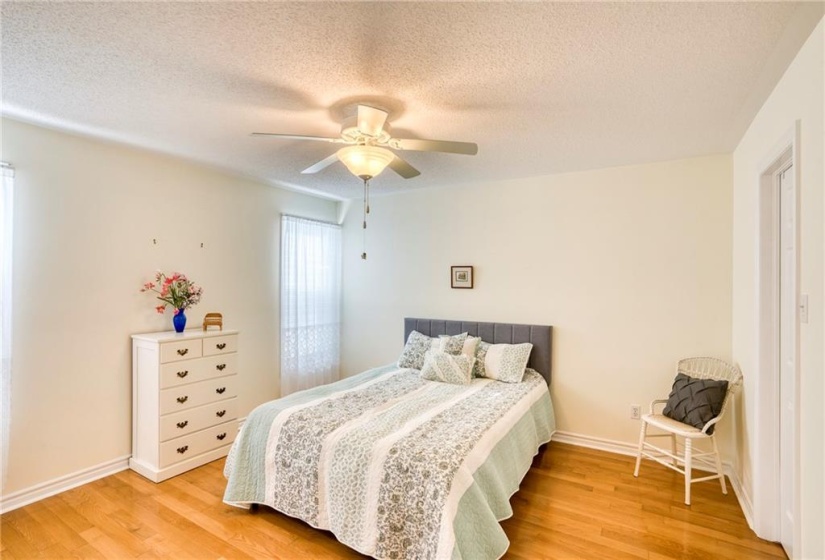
[1, 442, 784, 559]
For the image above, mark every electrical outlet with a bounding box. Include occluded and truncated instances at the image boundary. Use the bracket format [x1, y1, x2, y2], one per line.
[630, 404, 641, 420]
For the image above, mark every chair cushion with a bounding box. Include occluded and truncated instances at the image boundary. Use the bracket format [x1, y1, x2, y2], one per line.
[662, 373, 728, 434]
[643, 413, 703, 436]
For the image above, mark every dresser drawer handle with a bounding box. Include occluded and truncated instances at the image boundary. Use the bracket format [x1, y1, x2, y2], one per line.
[216, 410, 226, 417]
[176, 420, 188, 429]
[176, 348, 189, 356]
[176, 370, 188, 378]
[216, 387, 226, 394]
[176, 396, 188, 404]
[216, 433, 227, 441]
[216, 343, 227, 350]
[216, 364, 226, 371]
[177, 445, 189, 454]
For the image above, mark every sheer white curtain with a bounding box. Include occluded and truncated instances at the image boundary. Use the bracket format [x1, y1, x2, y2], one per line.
[1, 164, 13, 489]
[280, 215, 341, 395]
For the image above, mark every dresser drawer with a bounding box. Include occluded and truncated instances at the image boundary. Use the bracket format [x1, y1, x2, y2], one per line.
[160, 359, 205, 389]
[202, 334, 238, 357]
[160, 339, 203, 363]
[160, 421, 238, 468]
[160, 375, 237, 415]
[160, 398, 237, 442]
[160, 353, 237, 389]
[201, 353, 238, 378]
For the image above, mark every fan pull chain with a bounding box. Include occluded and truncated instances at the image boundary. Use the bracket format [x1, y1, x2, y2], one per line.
[361, 178, 369, 260]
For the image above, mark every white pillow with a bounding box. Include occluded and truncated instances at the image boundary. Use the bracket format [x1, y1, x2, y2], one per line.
[420, 350, 475, 385]
[398, 331, 468, 370]
[397, 331, 435, 370]
[461, 336, 481, 361]
[481, 343, 533, 383]
[437, 332, 468, 355]
[472, 340, 490, 378]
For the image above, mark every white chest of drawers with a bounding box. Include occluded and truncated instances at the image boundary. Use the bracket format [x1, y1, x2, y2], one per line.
[130, 329, 240, 482]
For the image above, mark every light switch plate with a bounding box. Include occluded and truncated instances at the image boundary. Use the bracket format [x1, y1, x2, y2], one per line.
[800, 294, 809, 323]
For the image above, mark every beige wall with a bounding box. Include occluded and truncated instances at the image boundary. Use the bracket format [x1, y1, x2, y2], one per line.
[0, 118, 337, 495]
[732, 19, 824, 558]
[341, 155, 733, 456]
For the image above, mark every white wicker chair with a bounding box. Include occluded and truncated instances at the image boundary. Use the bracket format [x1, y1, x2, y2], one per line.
[633, 357, 743, 505]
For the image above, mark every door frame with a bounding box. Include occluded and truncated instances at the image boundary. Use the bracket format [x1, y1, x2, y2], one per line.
[754, 120, 801, 550]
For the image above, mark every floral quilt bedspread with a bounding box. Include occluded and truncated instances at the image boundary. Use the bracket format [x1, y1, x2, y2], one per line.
[224, 365, 553, 560]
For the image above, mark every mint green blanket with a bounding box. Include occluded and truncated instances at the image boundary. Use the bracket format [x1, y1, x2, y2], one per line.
[224, 365, 555, 559]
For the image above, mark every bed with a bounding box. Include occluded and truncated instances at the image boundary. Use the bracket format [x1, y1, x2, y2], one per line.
[223, 318, 555, 559]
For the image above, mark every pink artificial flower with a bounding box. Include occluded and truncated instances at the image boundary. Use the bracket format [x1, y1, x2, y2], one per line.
[143, 271, 198, 316]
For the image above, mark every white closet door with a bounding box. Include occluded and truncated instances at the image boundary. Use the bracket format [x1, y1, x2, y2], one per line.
[778, 165, 795, 560]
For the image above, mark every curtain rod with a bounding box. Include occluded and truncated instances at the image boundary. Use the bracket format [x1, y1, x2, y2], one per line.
[281, 213, 340, 227]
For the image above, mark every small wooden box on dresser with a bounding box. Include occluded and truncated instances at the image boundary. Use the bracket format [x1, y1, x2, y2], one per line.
[130, 330, 239, 482]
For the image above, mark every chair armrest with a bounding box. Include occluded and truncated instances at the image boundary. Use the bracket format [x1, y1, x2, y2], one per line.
[649, 399, 669, 415]
[701, 416, 721, 434]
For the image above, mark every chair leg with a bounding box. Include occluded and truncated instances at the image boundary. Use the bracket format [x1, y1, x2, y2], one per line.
[670, 434, 677, 466]
[684, 438, 693, 506]
[633, 419, 647, 477]
[712, 435, 727, 495]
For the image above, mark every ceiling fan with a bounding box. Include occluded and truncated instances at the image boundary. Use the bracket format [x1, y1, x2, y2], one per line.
[252, 104, 478, 180]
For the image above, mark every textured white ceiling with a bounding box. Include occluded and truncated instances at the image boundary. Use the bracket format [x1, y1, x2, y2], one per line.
[0, 2, 814, 199]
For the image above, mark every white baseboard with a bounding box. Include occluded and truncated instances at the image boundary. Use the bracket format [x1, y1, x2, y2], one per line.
[0, 425, 757, 532]
[1, 418, 247, 515]
[724, 463, 755, 531]
[552, 430, 639, 457]
[551, 430, 755, 531]
[0, 454, 130, 514]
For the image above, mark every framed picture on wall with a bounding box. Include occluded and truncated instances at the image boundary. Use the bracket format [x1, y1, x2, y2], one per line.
[451, 266, 474, 289]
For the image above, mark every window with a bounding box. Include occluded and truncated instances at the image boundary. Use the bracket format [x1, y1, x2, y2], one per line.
[280, 215, 341, 395]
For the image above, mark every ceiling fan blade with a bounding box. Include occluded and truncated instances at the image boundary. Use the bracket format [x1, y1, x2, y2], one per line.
[357, 105, 389, 137]
[301, 153, 340, 174]
[388, 155, 421, 179]
[251, 133, 341, 143]
[392, 138, 478, 155]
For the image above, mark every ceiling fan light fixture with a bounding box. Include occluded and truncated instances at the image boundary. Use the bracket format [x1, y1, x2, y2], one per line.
[337, 145, 394, 180]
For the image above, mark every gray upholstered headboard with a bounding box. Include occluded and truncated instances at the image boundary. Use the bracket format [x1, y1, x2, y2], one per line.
[404, 318, 553, 385]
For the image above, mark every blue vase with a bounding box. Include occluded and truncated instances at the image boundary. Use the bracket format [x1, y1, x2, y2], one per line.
[173, 309, 187, 333]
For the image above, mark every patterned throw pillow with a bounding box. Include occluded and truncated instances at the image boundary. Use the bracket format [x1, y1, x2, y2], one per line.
[438, 332, 468, 355]
[472, 340, 491, 378]
[460, 336, 481, 361]
[397, 331, 436, 370]
[481, 343, 533, 383]
[662, 373, 728, 434]
[420, 350, 475, 385]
